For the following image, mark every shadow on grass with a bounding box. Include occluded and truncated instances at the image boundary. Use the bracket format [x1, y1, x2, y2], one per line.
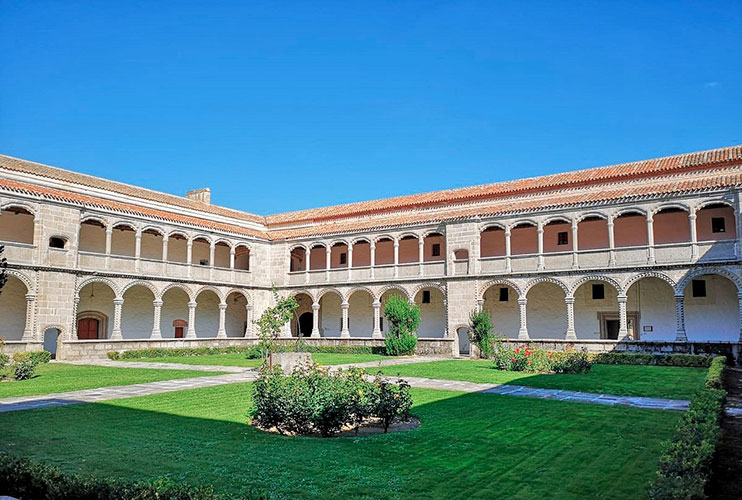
[0, 383, 680, 500]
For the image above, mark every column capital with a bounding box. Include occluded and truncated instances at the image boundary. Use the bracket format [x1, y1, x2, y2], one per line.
[246, 304, 253, 311]
[113, 298, 124, 306]
[564, 296, 575, 304]
[393, 240, 399, 248]
[537, 227, 544, 234]
[517, 297, 527, 306]
[187, 240, 193, 247]
[153, 299, 163, 307]
[476, 298, 485, 306]
[188, 301, 198, 308]
[218, 302, 227, 310]
[372, 300, 381, 307]
[341, 301, 349, 309]
[616, 295, 628, 303]
[312, 302, 320, 311]
[674, 294, 684, 301]
[25, 294, 36, 302]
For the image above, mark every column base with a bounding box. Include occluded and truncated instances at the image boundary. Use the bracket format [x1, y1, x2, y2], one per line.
[340, 331, 351, 339]
[517, 329, 529, 340]
[216, 330, 227, 339]
[110, 331, 123, 340]
[565, 330, 577, 341]
[185, 331, 197, 339]
[310, 330, 320, 338]
[150, 330, 162, 340]
[675, 330, 688, 342]
[372, 331, 383, 339]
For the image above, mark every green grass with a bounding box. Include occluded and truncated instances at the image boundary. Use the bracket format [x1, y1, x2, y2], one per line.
[0, 382, 680, 500]
[375, 360, 707, 399]
[0, 363, 223, 398]
[125, 352, 389, 367]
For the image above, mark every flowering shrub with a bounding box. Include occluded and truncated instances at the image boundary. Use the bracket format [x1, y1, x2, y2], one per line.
[493, 344, 591, 374]
[249, 365, 413, 436]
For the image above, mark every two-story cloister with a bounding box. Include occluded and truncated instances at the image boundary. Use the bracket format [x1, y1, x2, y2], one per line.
[1, 145, 742, 360]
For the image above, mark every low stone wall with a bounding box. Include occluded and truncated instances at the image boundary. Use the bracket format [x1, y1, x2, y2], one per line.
[499, 339, 742, 363]
[0, 341, 44, 355]
[273, 337, 455, 356]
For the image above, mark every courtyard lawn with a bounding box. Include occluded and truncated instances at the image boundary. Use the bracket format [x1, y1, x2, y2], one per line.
[125, 352, 389, 367]
[375, 360, 706, 400]
[0, 383, 680, 500]
[0, 363, 224, 399]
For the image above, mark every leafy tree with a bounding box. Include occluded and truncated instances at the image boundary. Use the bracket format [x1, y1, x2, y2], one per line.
[468, 309, 500, 358]
[383, 295, 419, 356]
[253, 288, 298, 365]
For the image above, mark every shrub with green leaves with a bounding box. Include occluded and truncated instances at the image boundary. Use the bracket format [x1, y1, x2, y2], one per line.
[493, 344, 592, 374]
[383, 295, 419, 356]
[468, 310, 501, 359]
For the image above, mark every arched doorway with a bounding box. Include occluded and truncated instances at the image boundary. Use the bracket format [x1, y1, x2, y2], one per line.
[43, 328, 60, 358]
[457, 327, 470, 356]
[298, 312, 313, 337]
[173, 319, 187, 338]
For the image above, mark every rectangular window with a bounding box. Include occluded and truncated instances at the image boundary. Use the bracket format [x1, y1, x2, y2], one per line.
[692, 279, 707, 298]
[592, 283, 605, 300]
[199, 259, 208, 266]
[339, 252, 347, 265]
[432, 243, 441, 257]
[499, 287, 509, 302]
[422, 290, 431, 304]
[712, 217, 726, 233]
[557, 231, 569, 245]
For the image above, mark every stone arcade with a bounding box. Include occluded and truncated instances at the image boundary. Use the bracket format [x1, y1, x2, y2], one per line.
[1, 146, 742, 360]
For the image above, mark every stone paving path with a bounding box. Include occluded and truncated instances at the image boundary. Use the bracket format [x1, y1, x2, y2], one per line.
[58, 359, 248, 373]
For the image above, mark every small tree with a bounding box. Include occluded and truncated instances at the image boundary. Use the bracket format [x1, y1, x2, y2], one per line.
[469, 309, 499, 358]
[383, 295, 419, 356]
[253, 288, 299, 365]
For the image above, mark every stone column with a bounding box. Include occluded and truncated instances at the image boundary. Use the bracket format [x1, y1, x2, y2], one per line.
[70, 296, 80, 340]
[186, 301, 197, 338]
[217, 302, 227, 338]
[111, 298, 124, 340]
[33, 217, 43, 265]
[372, 300, 382, 338]
[736, 208, 742, 260]
[162, 234, 169, 262]
[244, 304, 253, 337]
[675, 294, 687, 341]
[186, 240, 193, 278]
[325, 246, 331, 282]
[617, 295, 629, 339]
[517, 297, 528, 339]
[105, 227, 113, 269]
[505, 229, 512, 272]
[305, 248, 311, 284]
[21, 294, 35, 341]
[151, 299, 163, 339]
[571, 219, 579, 269]
[347, 244, 353, 281]
[340, 301, 350, 338]
[209, 242, 216, 280]
[229, 247, 235, 269]
[311, 302, 320, 338]
[689, 212, 698, 261]
[565, 295, 576, 340]
[370, 242, 376, 279]
[646, 214, 655, 264]
[418, 239, 425, 276]
[607, 218, 616, 266]
[537, 223, 545, 270]
[393, 240, 399, 278]
[476, 298, 485, 313]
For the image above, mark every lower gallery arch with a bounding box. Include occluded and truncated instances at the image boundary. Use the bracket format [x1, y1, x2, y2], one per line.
[121, 285, 155, 339]
[573, 280, 620, 340]
[456, 326, 470, 356]
[195, 289, 220, 338]
[414, 287, 446, 338]
[319, 291, 343, 337]
[225, 292, 248, 337]
[348, 289, 374, 337]
[76, 282, 116, 339]
[626, 277, 675, 340]
[483, 284, 519, 338]
[289, 293, 313, 337]
[160, 287, 189, 338]
[0, 275, 28, 340]
[526, 282, 567, 339]
[682, 273, 739, 341]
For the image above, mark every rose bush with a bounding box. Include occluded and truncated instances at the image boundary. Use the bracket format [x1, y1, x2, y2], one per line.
[493, 343, 591, 374]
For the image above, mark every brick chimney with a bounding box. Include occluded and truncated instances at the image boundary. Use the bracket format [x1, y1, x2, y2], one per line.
[186, 188, 211, 204]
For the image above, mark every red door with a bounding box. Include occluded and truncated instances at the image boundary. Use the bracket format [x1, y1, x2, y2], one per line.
[77, 318, 99, 339]
[174, 327, 184, 338]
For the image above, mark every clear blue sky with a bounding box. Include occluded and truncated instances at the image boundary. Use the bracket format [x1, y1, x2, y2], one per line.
[1, 1, 740, 215]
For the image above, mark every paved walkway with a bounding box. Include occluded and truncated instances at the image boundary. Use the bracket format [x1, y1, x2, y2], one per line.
[58, 359, 249, 373]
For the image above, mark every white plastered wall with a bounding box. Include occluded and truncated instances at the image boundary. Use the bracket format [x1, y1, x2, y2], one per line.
[121, 286, 155, 339]
[526, 283, 567, 339]
[0, 276, 28, 340]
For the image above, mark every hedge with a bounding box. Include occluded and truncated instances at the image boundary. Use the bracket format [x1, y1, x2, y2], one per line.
[0, 452, 267, 500]
[109, 343, 386, 360]
[588, 353, 714, 368]
[647, 356, 727, 500]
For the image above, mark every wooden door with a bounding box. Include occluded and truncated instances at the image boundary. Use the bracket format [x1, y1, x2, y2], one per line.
[174, 326, 184, 338]
[77, 318, 99, 339]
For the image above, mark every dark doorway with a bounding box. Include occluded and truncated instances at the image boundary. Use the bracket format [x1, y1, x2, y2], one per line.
[605, 320, 620, 340]
[43, 328, 60, 358]
[298, 312, 313, 337]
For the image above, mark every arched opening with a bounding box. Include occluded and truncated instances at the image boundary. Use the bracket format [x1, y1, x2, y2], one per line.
[330, 242, 349, 268]
[43, 328, 60, 358]
[510, 223, 537, 255]
[49, 236, 67, 249]
[398, 235, 419, 264]
[195, 289, 220, 337]
[289, 293, 313, 337]
[482, 284, 519, 338]
[348, 289, 374, 337]
[160, 287, 190, 338]
[225, 292, 248, 337]
[543, 219, 571, 253]
[375, 238, 394, 265]
[457, 327, 470, 356]
[111, 223, 136, 257]
[290, 247, 307, 272]
[319, 291, 343, 337]
[0, 275, 28, 340]
[298, 312, 313, 337]
[192, 237, 211, 266]
[235, 245, 250, 270]
[0, 206, 34, 245]
[683, 274, 739, 341]
[573, 280, 622, 340]
[696, 203, 736, 242]
[167, 233, 188, 263]
[654, 208, 690, 245]
[213, 241, 231, 268]
[626, 277, 676, 341]
[423, 232, 445, 262]
[577, 216, 609, 250]
[141, 229, 164, 260]
[309, 244, 327, 271]
[480, 226, 505, 257]
[379, 289, 408, 336]
[77, 282, 116, 339]
[614, 212, 647, 247]
[121, 285, 155, 339]
[414, 287, 445, 338]
[453, 249, 469, 260]
[351, 240, 371, 267]
[79, 219, 106, 253]
[526, 282, 567, 339]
